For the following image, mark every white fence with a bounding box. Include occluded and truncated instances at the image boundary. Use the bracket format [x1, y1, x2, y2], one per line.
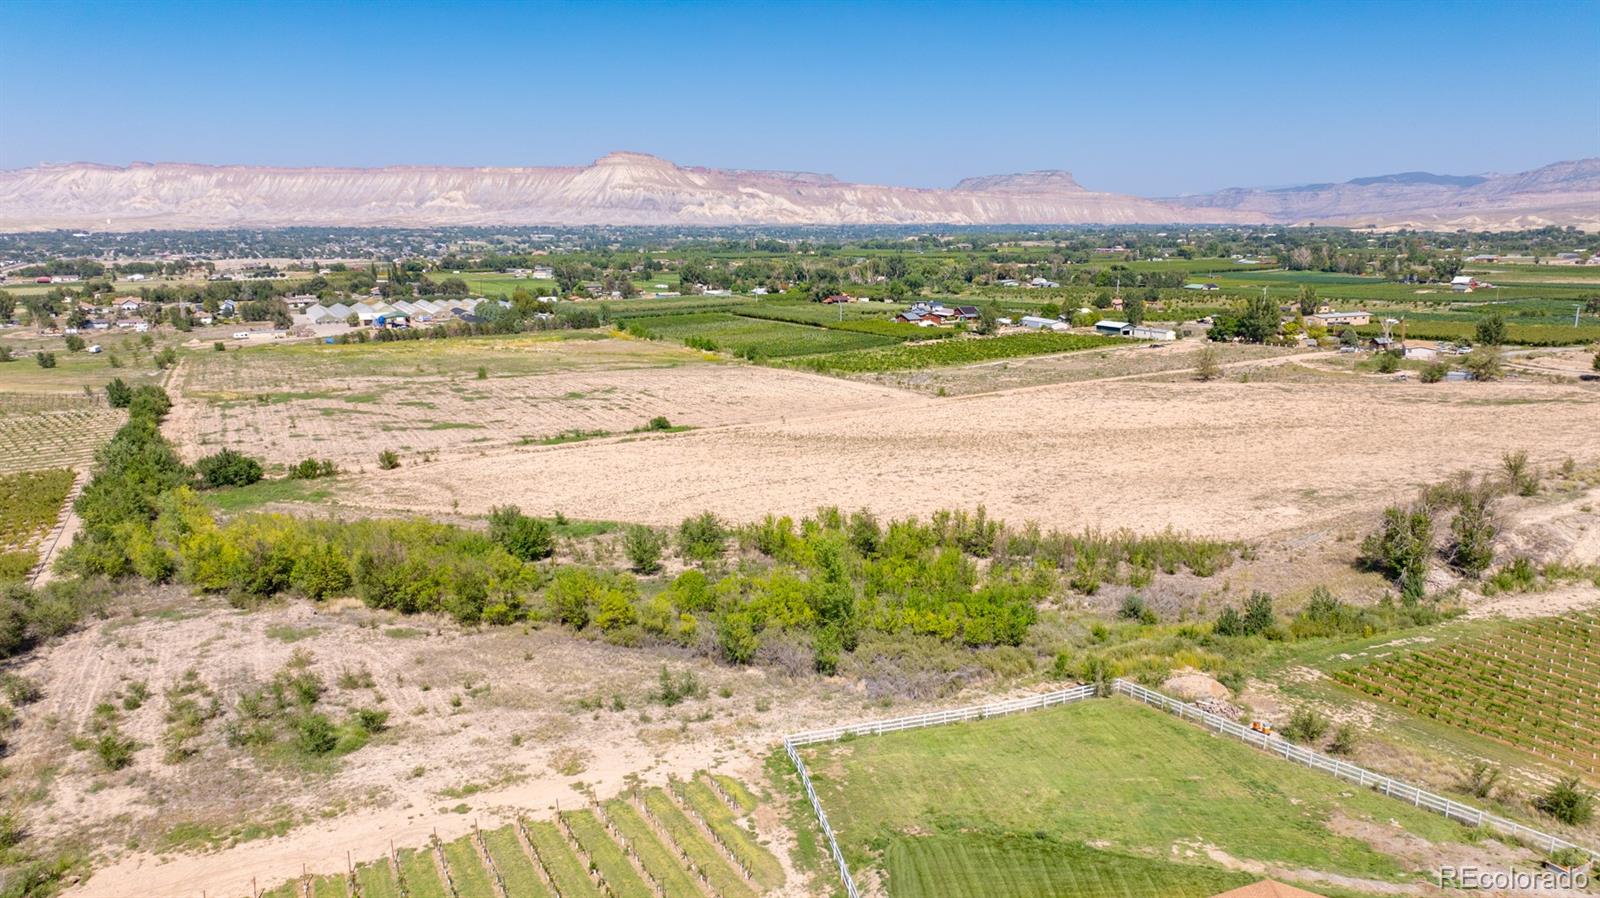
[1113, 679, 1600, 861]
[783, 684, 1099, 897]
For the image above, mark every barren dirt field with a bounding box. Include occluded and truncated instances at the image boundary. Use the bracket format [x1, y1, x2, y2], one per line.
[351, 376, 1600, 541]
[166, 334, 908, 465]
[23, 591, 856, 898]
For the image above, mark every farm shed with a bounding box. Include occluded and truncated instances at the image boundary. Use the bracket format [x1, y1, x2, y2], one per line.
[1451, 275, 1478, 293]
[1019, 315, 1069, 331]
[1094, 319, 1130, 335]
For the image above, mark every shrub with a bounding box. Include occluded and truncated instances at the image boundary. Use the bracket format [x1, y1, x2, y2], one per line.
[1215, 592, 1274, 637]
[1359, 504, 1434, 600]
[642, 415, 673, 431]
[1373, 350, 1400, 374]
[1281, 707, 1329, 745]
[1193, 345, 1222, 381]
[677, 511, 728, 562]
[488, 505, 554, 561]
[63, 335, 85, 352]
[1326, 724, 1357, 755]
[1501, 449, 1539, 496]
[1447, 488, 1497, 577]
[1462, 761, 1502, 799]
[154, 347, 178, 369]
[213, 341, 226, 352]
[353, 708, 389, 734]
[476, 366, 487, 379]
[34, 351, 56, 369]
[376, 450, 400, 470]
[1117, 594, 1156, 625]
[622, 524, 666, 573]
[651, 667, 705, 706]
[290, 458, 338, 479]
[127, 385, 172, 420]
[294, 713, 338, 755]
[194, 449, 263, 489]
[1462, 345, 1502, 380]
[1534, 777, 1594, 826]
[1419, 361, 1448, 383]
[104, 377, 132, 408]
[94, 727, 136, 770]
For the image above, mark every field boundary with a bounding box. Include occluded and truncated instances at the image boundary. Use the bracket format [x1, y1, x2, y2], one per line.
[1113, 680, 1598, 859]
[783, 679, 1597, 897]
[783, 684, 1098, 898]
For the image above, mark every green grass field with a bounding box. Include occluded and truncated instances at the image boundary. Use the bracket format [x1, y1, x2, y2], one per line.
[800, 698, 1485, 898]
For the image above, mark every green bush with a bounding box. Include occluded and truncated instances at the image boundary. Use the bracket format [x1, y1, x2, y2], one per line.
[34, 351, 56, 369]
[194, 449, 264, 489]
[376, 450, 400, 470]
[154, 347, 178, 369]
[295, 713, 338, 755]
[290, 458, 338, 480]
[622, 524, 666, 573]
[1419, 361, 1448, 383]
[1359, 504, 1434, 600]
[1281, 707, 1329, 745]
[677, 511, 728, 562]
[63, 335, 85, 352]
[488, 505, 554, 561]
[1534, 777, 1594, 826]
[104, 377, 132, 408]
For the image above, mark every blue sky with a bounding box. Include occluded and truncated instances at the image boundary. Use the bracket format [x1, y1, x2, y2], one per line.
[2, 0, 1596, 195]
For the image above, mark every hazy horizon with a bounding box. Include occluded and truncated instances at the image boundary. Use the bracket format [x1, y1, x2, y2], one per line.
[2, 0, 1597, 196]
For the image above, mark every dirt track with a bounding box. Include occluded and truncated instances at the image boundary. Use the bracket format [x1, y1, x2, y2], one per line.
[350, 377, 1600, 541]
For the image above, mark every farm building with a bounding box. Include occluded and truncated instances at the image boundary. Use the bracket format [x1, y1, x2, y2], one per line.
[1305, 310, 1370, 328]
[1028, 277, 1060, 288]
[1450, 275, 1478, 293]
[1184, 282, 1221, 291]
[1095, 319, 1174, 340]
[1018, 315, 1070, 331]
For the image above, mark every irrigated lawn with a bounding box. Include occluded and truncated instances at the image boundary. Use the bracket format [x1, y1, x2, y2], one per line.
[802, 698, 1476, 898]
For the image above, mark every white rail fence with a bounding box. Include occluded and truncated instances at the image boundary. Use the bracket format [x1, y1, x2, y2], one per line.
[783, 680, 1597, 896]
[1112, 679, 1599, 861]
[783, 684, 1099, 898]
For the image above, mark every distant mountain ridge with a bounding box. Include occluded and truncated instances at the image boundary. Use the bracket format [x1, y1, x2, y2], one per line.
[0, 152, 1594, 231]
[1168, 159, 1600, 231]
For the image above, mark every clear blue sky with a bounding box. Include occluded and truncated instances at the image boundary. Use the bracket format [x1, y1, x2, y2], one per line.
[2, 0, 1596, 195]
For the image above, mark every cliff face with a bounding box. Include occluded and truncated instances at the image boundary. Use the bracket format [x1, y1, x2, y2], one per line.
[0, 153, 1254, 230]
[0, 153, 1594, 231]
[1166, 159, 1600, 231]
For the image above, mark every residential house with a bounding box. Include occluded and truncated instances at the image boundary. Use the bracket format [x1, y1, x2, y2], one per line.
[1028, 277, 1060, 288]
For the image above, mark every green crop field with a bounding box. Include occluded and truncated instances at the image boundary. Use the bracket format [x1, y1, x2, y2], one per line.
[786, 332, 1129, 374]
[799, 698, 1485, 898]
[622, 312, 897, 358]
[0, 467, 74, 581]
[0, 394, 126, 474]
[1332, 612, 1599, 781]
[1353, 319, 1600, 346]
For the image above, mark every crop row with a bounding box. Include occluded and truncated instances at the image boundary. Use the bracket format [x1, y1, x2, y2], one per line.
[1333, 613, 1600, 776]
[1352, 319, 1600, 346]
[0, 468, 74, 552]
[784, 332, 1130, 374]
[622, 312, 896, 358]
[249, 774, 781, 898]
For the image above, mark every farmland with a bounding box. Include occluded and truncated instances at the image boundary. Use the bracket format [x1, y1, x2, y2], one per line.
[622, 312, 897, 358]
[784, 332, 1128, 374]
[0, 394, 125, 474]
[0, 467, 75, 580]
[251, 779, 782, 898]
[1331, 612, 1600, 781]
[797, 698, 1509, 898]
[357, 377, 1600, 539]
[166, 332, 908, 466]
